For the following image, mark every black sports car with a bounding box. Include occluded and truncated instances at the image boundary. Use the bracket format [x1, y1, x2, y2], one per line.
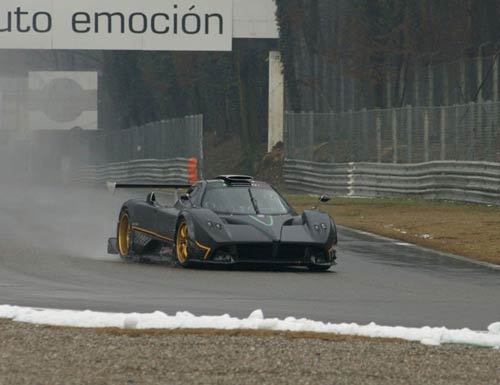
[107, 175, 337, 271]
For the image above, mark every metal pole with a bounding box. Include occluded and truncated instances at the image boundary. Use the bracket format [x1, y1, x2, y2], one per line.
[362, 108, 368, 161]
[477, 55, 483, 103]
[349, 110, 356, 161]
[454, 105, 460, 160]
[485, 100, 492, 161]
[350, 77, 356, 111]
[399, 62, 406, 104]
[308, 111, 314, 161]
[476, 47, 485, 154]
[423, 109, 430, 162]
[414, 58, 420, 106]
[340, 60, 345, 111]
[428, 63, 434, 106]
[329, 113, 335, 163]
[443, 63, 449, 106]
[468, 102, 475, 160]
[494, 43, 500, 102]
[284, 111, 289, 158]
[392, 108, 398, 163]
[296, 112, 302, 160]
[314, 53, 320, 111]
[454, 104, 463, 160]
[386, 64, 392, 108]
[460, 57, 467, 102]
[440, 107, 446, 160]
[376, 109, 382, 163]
[406, 105, 412, 163]
[477, 42, 491, 103]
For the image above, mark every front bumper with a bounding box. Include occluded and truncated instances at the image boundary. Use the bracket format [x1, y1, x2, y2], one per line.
[205, 243, 337, 266]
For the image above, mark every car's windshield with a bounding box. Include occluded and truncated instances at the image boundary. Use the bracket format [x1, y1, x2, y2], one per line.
[202, 186, 290, 215]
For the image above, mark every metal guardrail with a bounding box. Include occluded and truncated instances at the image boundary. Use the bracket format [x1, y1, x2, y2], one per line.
[74, 158, 191, 186]
[284, 159, 500, 205]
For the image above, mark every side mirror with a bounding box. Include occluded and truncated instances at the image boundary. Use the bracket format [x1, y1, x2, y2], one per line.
[313, 195, 331, 210]
[319, 195, 331, 203]
[146, 192, 156, 205]
[180, 193, 191, 204]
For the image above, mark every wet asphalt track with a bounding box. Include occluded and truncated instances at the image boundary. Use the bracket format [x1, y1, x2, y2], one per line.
[0, 186, 499, 330]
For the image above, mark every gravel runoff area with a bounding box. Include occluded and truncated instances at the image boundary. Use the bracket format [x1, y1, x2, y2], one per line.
[1, 320, 499, 385]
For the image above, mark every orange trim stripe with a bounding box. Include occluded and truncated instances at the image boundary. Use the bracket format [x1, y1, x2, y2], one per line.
[195, 241, 211, 260]
[133, 226, 211, 259]
[132, 226, 174, 243]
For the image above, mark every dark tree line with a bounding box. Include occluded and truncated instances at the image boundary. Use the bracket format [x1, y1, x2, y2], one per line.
[98, 41, 271, 171]
[276, 0, 500, 111]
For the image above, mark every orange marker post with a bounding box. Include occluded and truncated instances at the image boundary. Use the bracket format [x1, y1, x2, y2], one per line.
[187, 158, 198, 184]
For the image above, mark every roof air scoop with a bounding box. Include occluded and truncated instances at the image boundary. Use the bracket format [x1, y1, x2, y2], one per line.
[215, 175, 254, 184]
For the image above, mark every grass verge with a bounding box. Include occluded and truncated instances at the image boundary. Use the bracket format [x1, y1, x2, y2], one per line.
[44, 324, 402, 343]
[287, 195, 500, 265]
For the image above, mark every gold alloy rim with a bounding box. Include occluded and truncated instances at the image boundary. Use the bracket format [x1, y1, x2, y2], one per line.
[118, 214, 131, 257]
[176, 222, 189, 264]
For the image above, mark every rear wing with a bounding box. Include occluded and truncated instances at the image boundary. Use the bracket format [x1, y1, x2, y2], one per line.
[106, 182, 192, 194]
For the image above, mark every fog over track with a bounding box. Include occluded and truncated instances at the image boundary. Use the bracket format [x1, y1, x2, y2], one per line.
[0, 185, 499, 330]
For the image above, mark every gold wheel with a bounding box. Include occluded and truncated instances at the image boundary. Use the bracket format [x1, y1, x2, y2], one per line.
[118, 212, 131, 258]
[176, 221, 189, 265]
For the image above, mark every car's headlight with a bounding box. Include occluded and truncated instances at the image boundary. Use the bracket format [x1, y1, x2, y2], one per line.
[207, 221, 223, 230]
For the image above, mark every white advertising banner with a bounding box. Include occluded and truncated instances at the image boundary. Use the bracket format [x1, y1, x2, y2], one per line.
[0, 0, 233, 51]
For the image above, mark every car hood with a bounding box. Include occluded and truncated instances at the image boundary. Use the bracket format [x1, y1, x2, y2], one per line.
[190, 208, 334, 246]
[219, 213, 294, 242]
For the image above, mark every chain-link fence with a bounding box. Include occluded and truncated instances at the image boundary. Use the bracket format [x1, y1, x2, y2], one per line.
[83, 115, 203, 166]
[17, 114, 203, 184]
[285, 102, 500, 164]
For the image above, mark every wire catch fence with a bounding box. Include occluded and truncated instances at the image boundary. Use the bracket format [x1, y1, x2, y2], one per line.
[285, 102, 500, 164]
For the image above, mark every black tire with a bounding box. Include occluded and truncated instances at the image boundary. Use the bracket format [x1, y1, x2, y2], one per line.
[307, 264, 331, 272]
[175, 219, 191, 267]
[117, 209, 133, 261]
